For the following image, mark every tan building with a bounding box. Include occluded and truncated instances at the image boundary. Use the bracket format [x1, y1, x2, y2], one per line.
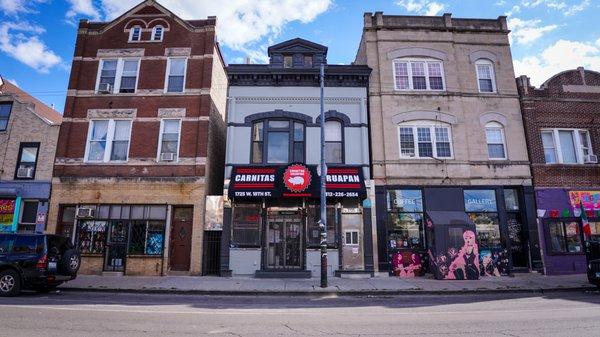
[0, 77, 62, 233]
[46, 0, 227, 276]
[355, 13, 541, 278]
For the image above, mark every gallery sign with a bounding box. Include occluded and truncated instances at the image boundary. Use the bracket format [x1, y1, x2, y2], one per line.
[463, 190, 497, 212]
[229, 164, 366, 199]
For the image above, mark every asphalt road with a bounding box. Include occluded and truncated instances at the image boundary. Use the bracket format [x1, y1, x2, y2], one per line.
[0, 290, 599, 337]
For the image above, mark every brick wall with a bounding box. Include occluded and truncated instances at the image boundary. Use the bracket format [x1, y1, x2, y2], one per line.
[518, 69, 600, 188]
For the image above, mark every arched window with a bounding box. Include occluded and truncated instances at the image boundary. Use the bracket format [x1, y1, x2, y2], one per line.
[152, 25, 164, 41]
[393, 58, 445, 91]
[485, 122, 506, 159]
[476, 59, 496, 93]
[251, 119, 305, 164]
[324, 120, 343, 164]
[397, 121, 452, 159]
[129, 26, 141, 42]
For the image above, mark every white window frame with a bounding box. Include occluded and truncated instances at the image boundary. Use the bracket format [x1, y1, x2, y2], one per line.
[485, 122, 507, 160]
[344, 230, 360, 246]
[540, 128, 594, 164]
[164, 57, 188, 93]
[397, 121, 454, 159]
[84, 119, 133, 163]
[392, 58, 446, 91]
[95, 58, 140, 94]
[156, 118, 182, 162]
[129, 26, 142, 42]
[151, 25, 164, 41]
[475, 59, 497, 93]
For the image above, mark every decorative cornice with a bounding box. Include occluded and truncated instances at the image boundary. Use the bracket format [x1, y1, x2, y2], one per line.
[233, 96, 363, 105]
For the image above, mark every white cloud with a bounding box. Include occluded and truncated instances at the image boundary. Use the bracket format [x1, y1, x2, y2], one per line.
[65, 0, 101, 21]
[395, 0, 446, 16]
[564, 0, 590, 15]
[514, 39, 600, 86]
[0, 22, 62, 73]
[0, 0, 47, 15]
[64, 0, 332, 62]
[505, 5, 521, 16]
[508, 18, 558, 44]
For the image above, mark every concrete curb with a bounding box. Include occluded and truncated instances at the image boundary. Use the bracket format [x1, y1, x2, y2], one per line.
[58, 285, 598, 296]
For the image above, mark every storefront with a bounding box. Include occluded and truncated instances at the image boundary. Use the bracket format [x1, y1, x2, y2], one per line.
[0, 182, 51, 233]
[56, 204, 170, 276]
[535, 189, 600, 275]
[376, 186, 538, 279]
[221, 164, 373, 278]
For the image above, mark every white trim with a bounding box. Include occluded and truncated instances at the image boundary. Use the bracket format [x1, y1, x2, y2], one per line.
[392, 58, 446, 92]
[164, 57, 188, 93]
[128, 26, 142, 42]
[397, 122, 454, 159]
[344, 230, 360, 245]
[84, 119, 133, 163]
[95, 58, 140, 94]
[485, 122, 507, 160]
[151, 25, 164, 41]
[156, 118, 182, 163]
[540, 128, 594, 164]
[475, 59, 497, 93]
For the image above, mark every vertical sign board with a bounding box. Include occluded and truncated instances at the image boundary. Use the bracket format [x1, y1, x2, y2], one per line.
[0, 197, 20, 233]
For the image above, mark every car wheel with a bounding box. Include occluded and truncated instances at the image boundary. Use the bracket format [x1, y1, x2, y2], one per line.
[0, 270, 21, 297]
[60, 249, 81, 276]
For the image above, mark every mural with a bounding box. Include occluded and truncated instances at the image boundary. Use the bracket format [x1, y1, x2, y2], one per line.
[479, 248, 510, 277]
[0, 199, 16, 232]
[391, 250, 426, 278]
[569, 191, 600, 211]
[429, 230, 480, 280]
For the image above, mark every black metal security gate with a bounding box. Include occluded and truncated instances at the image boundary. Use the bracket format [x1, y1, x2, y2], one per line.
[202, 231, 221, 275]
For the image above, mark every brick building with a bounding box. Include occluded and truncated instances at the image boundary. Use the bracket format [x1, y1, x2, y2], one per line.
[355, 12, 540, 280]
[0, 77, 62, 233]
[46, 0, 227, 276]
[517, 67, 600, 275]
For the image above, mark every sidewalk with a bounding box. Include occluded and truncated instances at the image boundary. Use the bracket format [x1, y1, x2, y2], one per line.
[59, 273, 596, 295]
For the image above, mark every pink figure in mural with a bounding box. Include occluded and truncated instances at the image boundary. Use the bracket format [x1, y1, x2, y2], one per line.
[392, 252, 423, 278]
[447, 230, 480, 280]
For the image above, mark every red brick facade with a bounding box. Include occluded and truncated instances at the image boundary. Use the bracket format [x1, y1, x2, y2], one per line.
[517, 68, 600, 188]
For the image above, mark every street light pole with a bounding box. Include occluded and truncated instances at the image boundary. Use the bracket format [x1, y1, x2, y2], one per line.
[319, 62, 328, 288]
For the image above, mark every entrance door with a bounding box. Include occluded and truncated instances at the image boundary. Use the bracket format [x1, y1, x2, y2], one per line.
[170, 207, 193, 271]
[202, 231, 221, 275]
[507, 212, 529, 269]
[342, 212, 364, 270]
[104, 220, 127, 272]
[266, 211, 303, 270]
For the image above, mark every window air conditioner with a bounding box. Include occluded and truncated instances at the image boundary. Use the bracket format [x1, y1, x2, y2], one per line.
[16, 167, 34, 178]
[160, 152, 176, 161]
[76, 207, 95, 218]
[98, 83, 112, 94]
[584, 154, 598, 164]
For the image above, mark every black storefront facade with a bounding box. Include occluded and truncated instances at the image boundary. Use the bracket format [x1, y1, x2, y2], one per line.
[220, 164, 374, 278]
[375, 185, 541, 280]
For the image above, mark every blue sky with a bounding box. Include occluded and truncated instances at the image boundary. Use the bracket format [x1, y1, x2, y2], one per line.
[1, 0, 599, 114]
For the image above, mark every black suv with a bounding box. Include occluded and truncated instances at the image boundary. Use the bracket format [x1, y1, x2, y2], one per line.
[586, 235, 600, 289]
[0, 234, 80, 296]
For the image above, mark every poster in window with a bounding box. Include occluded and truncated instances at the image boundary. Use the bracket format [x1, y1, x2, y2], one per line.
[0, 199, 15, 232]
[204, 196, 223, 231]
[391, 250, 425, 278]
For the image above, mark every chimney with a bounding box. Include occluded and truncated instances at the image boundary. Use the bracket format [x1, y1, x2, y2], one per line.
[578, 66, 586, 85]
[364, 12, 373, 28]
[443, 13, 452, 28]
[245, 57, 252, 65]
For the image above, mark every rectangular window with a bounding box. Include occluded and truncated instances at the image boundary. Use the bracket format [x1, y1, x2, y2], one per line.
[18, 200, 38, 232]
[307, 205, 338, 248]
[477, 63, 495, 93]
[324, 121, 343, 164]
[231, 204, 261, 247]
[158, 119, 181, 161]
[486, 127, 506, 159]
[0, 102, 12, 131]
[128, 220, 165, 255]
[15, 143, 39, 180]
[166, 58, 186, 93]
[398, 124, 452, 159]
[303, 56, 313, 67]
[96, 59, 139, 94]
[393, 60, 444, 91]
[283, 56, 293, 68]
[86, 119, 132, 162]
[548, 221, 583, 254]
[345, 230, 359, 245]
[251, 122, 264, 164]
[541, 129, 594, 164]
[469, 212, 502, 248]
[267, 132, 289, 163]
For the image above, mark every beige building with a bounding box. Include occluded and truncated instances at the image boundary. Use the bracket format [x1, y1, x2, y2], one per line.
[355, 13, 541, 276]
[0, 76, 62, 233]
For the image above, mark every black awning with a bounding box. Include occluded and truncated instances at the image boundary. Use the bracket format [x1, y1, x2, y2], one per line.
[426, 211, 473, 226]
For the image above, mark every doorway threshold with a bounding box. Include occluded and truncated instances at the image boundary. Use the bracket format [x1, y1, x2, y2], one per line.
[255, 270, 312, 279]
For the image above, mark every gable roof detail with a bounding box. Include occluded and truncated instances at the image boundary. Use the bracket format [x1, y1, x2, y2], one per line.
[0, 76, 63, 125]
[267, 38, 328, 56]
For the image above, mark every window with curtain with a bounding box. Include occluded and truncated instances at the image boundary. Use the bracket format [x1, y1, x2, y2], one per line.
[393, 58, 445, 91]
[96, 59, 139, 94]
[476, 59, 496, 93]
[397, 121, 453, 159]
[540, 129, 593, 164]
[119, 60, 139, 93]
[485, 122, 506, 159]
[86, 119, 132, 162]
[166, 58, 186, 93]
[158, 119, 181, 161]
[251, 119, 304, 164]
[324, 120, 343, 164]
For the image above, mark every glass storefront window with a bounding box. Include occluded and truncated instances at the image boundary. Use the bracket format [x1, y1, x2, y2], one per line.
[547, 221, 583, 254]
[231, 204, 261, 247]
[590, 222, 600, 235]
[504, 189, 520, 211]
[469, 213, 501, 248]
[464, 190, 497, 212]
[128, 220, 165, 255]
[77, 220, 107, 254]
[387, 190, 423, 212]
[307, 205, 337, 247]
[565, 222, 582, 253]
[388, 212, 423, 249]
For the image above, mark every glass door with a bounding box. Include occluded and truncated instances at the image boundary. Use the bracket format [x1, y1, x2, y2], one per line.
[266, 211, 303, 270]
[104, 220, 128, 272]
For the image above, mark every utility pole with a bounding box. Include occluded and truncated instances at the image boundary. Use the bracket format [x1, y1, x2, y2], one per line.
[319, 62, 328, 288]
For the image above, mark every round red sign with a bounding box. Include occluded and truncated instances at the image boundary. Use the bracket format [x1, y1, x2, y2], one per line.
[283, 164, 311, 193]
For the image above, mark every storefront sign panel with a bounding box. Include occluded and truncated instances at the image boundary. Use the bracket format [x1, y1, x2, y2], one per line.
[569, 191, 600, 211]
[464, 190, 497, 212]
[387, 190, 423, 212]
[0, 199, 16, 232]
